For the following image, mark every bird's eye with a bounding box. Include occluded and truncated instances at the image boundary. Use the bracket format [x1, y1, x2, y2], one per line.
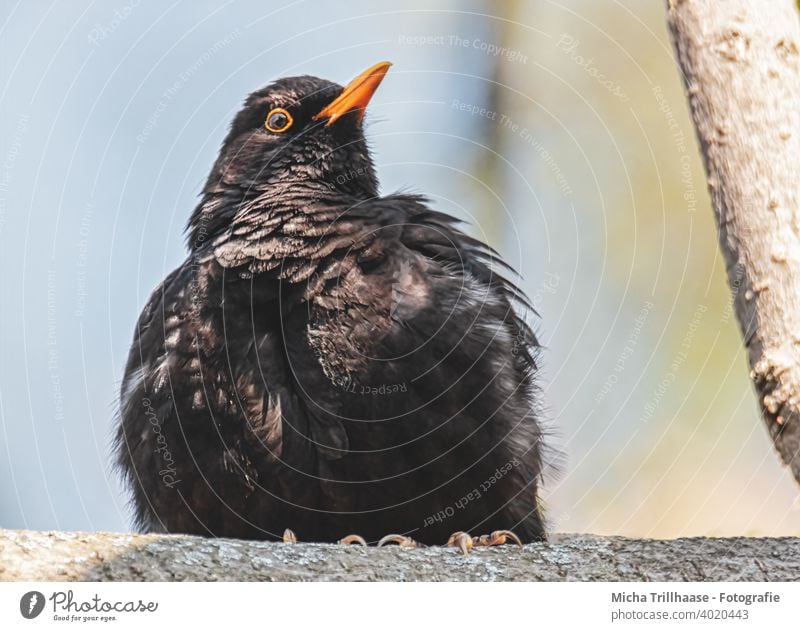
[265, 108, 293, 133]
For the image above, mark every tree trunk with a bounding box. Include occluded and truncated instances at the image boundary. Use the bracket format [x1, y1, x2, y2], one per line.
[666, 0, 800, 483]
[1, 529, 798, 581]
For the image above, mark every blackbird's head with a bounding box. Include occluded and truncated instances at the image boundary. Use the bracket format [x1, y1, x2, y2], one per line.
[190, 62, 391, 247]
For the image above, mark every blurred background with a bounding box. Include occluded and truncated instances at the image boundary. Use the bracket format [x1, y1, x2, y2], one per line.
[0, 0, 797, 538]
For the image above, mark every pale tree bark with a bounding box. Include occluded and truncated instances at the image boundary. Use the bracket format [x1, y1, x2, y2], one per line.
[667, 0, 800, 483]
[1, 530, 798, 581]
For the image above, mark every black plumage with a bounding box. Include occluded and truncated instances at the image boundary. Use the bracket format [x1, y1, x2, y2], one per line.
[115, 63, 546, 544]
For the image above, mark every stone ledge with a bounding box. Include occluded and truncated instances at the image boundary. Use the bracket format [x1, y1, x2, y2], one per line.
[1, 530, 798, 581]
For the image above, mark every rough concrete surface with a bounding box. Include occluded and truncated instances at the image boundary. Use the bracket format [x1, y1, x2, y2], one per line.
[1, 530, 799, 581]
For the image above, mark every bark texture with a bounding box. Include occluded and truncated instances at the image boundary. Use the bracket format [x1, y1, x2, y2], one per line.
[667, 0, 800, 483]
[1, 529, 798, 581]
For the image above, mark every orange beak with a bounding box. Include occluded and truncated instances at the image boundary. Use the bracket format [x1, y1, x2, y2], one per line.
[314, 61, 391, 126]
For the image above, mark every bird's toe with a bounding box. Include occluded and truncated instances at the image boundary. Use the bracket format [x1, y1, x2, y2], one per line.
[446, 529, 522, 555]
[446, 531, 474, 555]
[377, 534, 418, 548]
[282, 528, 297, 544]
[474, 529, 522, 548]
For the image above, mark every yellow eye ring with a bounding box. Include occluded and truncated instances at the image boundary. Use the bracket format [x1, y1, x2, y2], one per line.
[265, 108, 293, 133]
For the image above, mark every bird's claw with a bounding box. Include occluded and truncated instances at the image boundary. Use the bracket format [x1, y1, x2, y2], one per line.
[447, 531, 474, 555]
[447, 530, 522, 555]
[377, 533, 418, 548]
[338, 534, 368, 546]
[475, 529, 522, 548]
[282, 528, 297, 544]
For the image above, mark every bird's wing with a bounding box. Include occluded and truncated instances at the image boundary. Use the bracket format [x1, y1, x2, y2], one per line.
[385, 194, 539, 369]
[119, 262, 195, 411]
[115, 260, 200, 530]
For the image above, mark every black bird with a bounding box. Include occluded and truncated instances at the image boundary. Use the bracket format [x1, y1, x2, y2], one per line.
[116, 62, 546, 549]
